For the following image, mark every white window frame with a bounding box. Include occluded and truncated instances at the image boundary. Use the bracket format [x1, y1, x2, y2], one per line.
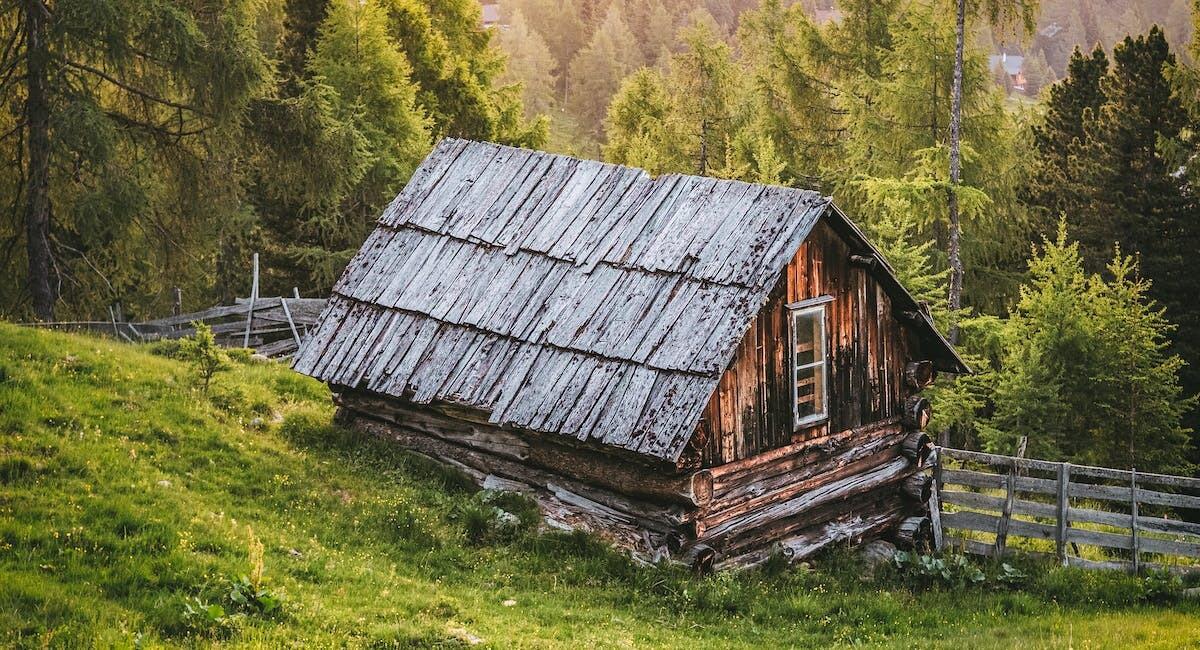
[789, 296, 832, 429]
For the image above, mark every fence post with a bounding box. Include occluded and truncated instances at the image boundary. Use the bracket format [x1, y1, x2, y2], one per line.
[929, 447, 944, 552]
[1056, 462, 1070, 567]
[992, 437, 1026, 562]
[1131, 467, 1140, 575]
[172, 287, 182, 318]
[242, 253, 259, 348]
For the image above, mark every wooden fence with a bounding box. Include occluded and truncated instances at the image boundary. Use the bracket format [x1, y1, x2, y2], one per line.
[933, 447, 1200, 573]
[22, 254, 327, 359]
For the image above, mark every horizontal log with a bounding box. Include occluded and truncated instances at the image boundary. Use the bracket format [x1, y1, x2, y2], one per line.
[341, 395, 713, 507]
[716, 491, 906, 558]
[900, 432, 932, 466]
[904, 361, 936, 390]
[903, 472, 933, 503]
[939, 448, 1200, 491]
[715, 502, 903, 570]
[709, 429, 907, 512]
[704, 447, 902, 530]
[699, 457, 912, 542]
[941, 490, 1200, 537]
[941, 468, 1200, 510]
[710, 417, 902, 483]
[892, 515, 932, 550]
[349, 415, 692, 536]
[903, 395, 931, 430]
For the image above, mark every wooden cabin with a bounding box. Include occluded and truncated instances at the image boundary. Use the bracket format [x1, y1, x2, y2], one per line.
[293, 139, 969, 569]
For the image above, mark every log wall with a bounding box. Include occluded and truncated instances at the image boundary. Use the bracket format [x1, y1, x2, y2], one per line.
[697, 220, 916, 466]
[337, 392, 925, 569]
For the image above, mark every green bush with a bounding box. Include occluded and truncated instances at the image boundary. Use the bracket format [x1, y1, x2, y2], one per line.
[145, 339, 184, 359]
[456, 490, 540, 546]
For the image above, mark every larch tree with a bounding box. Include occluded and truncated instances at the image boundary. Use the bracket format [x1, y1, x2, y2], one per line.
[733, 0, 837, 188]
[842, 0, 1029, 318]
[1, 0, 271, 320]
[495, 8, 559, 119]
[566, 3, 641, 142]
[945, 0, 1038, 342]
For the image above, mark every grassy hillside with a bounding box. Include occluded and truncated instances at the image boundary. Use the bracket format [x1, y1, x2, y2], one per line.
[2, 324, 1199, 648]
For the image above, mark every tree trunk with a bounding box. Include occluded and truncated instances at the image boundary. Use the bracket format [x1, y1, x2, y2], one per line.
[25, 0, 54, 321]
[946, 0, 967, 344]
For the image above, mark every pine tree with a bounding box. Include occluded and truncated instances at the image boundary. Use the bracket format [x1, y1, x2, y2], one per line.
[1072, 28, 1189, 274]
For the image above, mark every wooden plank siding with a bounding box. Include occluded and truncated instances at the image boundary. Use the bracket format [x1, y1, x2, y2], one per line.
[697, 220, 914, 466]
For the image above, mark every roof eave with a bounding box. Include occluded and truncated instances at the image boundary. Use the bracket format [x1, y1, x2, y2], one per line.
[820, 201, 972, 375]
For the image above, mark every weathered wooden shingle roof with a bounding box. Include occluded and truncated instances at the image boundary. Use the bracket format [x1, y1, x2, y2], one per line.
[294, 139, 965, 462]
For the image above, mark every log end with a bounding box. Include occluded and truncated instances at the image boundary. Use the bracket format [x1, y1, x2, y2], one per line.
[687, 543, 717, 575]
[900, 431, 933, 466]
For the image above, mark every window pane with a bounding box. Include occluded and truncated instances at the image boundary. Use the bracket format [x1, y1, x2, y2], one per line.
[793, 311, 819, 366]
[793, 305, 826, 425]
[796, 364, 820, 419]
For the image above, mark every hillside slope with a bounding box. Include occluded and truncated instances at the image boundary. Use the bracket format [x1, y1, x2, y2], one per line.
[1, 324, 1198, 648]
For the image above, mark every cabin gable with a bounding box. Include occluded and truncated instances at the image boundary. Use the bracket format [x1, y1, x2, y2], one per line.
[696, 219, 917, 466]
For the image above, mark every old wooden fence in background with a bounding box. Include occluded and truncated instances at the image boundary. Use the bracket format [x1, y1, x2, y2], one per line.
[933, 447, 1200, 573]
[22, 254, 327, 359]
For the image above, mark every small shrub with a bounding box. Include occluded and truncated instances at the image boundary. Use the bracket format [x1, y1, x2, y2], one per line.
[145, 339, 184, 359]
[456, 491, 540, 546]
[178, 323, 228, 393]
[892, 550, 985, 590]
[1142, 568, 1183, 603]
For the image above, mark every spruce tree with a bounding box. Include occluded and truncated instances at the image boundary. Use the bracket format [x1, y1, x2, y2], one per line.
[980, 226, 1193, 473]
[1027, 45, 1108, 234]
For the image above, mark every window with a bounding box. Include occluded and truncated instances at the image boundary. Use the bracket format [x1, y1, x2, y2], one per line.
[791, 299, 829, 428]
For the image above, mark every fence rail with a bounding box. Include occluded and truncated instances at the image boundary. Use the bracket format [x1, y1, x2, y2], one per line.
[933, 446, 1200, 573]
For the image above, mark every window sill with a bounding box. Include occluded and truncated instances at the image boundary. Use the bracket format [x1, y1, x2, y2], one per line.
[793, 415, 829, 431]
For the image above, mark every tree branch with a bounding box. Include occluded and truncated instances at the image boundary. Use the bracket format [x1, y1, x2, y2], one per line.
[56, 56, 213, 117]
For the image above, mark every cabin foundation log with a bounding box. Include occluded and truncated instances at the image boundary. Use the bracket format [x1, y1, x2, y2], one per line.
[339, 393, 714, 507]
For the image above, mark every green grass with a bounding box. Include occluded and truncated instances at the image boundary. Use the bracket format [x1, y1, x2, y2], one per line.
[1, 323, 1199, 648]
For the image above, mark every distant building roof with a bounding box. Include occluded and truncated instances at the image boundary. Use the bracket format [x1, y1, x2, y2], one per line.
[1039, 22, 1064, 39]
[481, 3, 501, 28]
[988, 53, 1025, 76]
